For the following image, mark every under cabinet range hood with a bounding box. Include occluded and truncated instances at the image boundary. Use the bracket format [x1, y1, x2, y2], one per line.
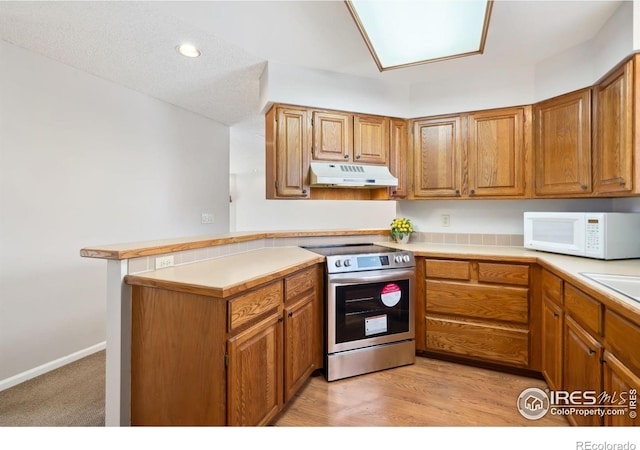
[309, 162, 398, 188]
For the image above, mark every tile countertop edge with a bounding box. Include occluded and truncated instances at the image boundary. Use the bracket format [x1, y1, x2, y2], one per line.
[80, 228, 389, 260]
[381, 241, 640, 316]
[124, 247, 325, 299]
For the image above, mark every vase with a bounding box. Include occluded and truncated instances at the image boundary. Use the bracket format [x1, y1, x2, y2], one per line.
[394, 234, 410, 244]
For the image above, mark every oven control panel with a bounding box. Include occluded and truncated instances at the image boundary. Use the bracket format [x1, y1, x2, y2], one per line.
[326, 252, 415, 273]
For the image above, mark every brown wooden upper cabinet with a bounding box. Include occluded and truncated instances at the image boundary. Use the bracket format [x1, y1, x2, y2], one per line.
[411, 115, 463, 198]
[411, 106, 530, 199]
[312, 111, 389, 165]
[311, 111, 353, 162]
[593, 55, 636, 195]
[467, 106, 529, 197]
[534, 88, 592, 196]
[388, 118, 408, 198]
[265, 105, 311, 199]
[266, 103, 404, 200]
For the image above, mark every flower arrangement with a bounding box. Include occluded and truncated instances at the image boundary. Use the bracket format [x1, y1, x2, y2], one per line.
[390, 217, 414, 243]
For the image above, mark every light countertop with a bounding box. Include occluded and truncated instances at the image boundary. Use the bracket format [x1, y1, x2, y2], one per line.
[125, 239, 640, 316]
[124, 246, 324, 298]
[381, 241, 640, 315]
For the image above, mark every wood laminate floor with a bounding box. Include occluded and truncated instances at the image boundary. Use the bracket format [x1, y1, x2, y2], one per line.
[272, 356, 568, 427]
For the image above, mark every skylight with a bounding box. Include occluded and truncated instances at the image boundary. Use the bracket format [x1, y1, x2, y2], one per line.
[346, 0, 493, 71]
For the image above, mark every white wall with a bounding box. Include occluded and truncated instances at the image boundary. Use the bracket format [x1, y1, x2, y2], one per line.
[261, 61, 409, 117]
[396, 199, 614, 235]
[0, 41, 230, 382]
[229, 117, 396, 232]
[409, 61, 535, 118]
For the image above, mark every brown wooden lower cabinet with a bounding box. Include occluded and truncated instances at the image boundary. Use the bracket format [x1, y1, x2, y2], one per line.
[420, 258, 531, 368]
[602, 351, 640, 426]
[284, 292, 318, 402]
[129, 263, 323, 426]
[541, 297, 564, 391]
[227, 312, 283, 426]
[563, 316, 603, 426]
[425, 316, 529, 366]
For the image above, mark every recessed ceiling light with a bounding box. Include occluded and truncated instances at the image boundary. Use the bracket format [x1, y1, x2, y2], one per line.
[346, 0, 493, 71]
[176, 43, 202, 58]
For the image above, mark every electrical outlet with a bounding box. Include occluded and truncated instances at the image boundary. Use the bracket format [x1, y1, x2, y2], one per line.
[155, 255, 174, 270]
[441, 214, 451, 227]
[201, 213, 214, 224]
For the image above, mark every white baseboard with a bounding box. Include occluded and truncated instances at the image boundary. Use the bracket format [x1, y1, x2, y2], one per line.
[0, 342, 106, 392]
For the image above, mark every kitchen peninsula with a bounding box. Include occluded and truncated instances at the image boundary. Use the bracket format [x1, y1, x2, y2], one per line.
[81, 229, 640, 426]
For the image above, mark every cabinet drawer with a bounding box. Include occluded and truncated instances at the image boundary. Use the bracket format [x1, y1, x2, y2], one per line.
[426, 316, 529, 367]
[229, 281, 283, 332]
[285, 266, 316, 301]
[426, 280, 529, 324]
[541, 269, 563, 306]
[478, 263, 529, 286]
[605, 310, 640, 373]
[564, 284, 602, 336]
[425, 259, 470, 280]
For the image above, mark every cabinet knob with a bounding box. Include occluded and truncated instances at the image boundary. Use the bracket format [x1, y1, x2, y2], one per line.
[288, 311, 293, 318]
[553, 313, 559, 318]
[302, 189, 307, 194]
[620, 180, 626, 186]
[455, 189, 460, 195]
[588, 348, 596, 355]
[581, 185, 587, 190]
[356, 155, 361, 160]
[278, 317, 284, 323]
[470, 189, 476, 195]
[344, 154, 349, 159]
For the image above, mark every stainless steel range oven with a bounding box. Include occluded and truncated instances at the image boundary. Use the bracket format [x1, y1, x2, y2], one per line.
[304, 244, 416, 381]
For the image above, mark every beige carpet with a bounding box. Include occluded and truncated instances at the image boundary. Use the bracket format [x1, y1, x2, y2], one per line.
[0, 350, 105, 426]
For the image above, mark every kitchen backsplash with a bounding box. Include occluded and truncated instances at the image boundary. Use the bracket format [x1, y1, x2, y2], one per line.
[412, 232, 524, 247]
[127, 232, 524, 275]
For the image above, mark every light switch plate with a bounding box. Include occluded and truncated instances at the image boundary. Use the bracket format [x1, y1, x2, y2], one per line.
[201, 213, 214, 224]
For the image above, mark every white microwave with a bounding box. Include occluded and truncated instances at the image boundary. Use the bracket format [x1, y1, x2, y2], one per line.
[524, 212, 640, 260]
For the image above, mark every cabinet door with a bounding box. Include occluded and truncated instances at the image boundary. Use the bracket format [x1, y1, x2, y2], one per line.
[534, 89, 592, 196]
[284, 292, 316, 402]
[541, 297, 563, 391]
[389, 118, 408, 198]
[602, 351, 639, 426]
[412, 116, 462, 197]
[467, 107, 527, 197]
[312, 111, 353, 162]
[563, 316, 603, 426]
[594, 58, 634, 195]
[273, 107, 310, 198]
[227, 312, 283, 426]
[353, 114, 389, 165]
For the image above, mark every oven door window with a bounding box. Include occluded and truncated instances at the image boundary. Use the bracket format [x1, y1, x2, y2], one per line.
[335, 279, 410, 344]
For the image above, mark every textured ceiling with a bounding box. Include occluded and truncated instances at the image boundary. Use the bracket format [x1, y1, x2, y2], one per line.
[0, 1, 623, 126]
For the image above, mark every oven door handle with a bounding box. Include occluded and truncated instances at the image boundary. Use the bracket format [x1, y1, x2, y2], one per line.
[327, 269, 415, 285]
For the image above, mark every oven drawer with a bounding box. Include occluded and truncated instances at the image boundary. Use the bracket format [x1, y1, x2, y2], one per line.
[426, 316, 529, 367]
[426, 280, 529, 324]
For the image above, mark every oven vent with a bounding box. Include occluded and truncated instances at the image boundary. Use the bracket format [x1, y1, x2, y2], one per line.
[339, 165, 365, 173]
[310, 162, 398, 188]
